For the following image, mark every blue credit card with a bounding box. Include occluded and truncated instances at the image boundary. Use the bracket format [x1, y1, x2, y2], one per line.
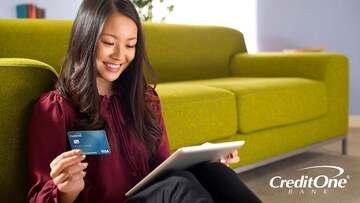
[67, 130, 111, 155]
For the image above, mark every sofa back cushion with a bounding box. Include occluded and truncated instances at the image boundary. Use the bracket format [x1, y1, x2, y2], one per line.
[0, 19, 72, 73]
[143, 23, 247, 83]
[0, 58, 58, 202]
[0, 20, 247, 82]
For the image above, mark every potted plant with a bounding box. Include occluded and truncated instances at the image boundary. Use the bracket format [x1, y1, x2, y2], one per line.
[131, 0, 174, 22]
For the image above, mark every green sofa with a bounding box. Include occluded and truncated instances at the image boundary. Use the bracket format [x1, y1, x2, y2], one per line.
[0, 19, 349, 202]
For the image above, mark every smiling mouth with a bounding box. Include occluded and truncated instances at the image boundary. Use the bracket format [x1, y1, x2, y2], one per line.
[104, 62, 121, 69]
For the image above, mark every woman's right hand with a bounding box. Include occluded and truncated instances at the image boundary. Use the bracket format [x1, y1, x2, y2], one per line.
[50, 150, 88, 202]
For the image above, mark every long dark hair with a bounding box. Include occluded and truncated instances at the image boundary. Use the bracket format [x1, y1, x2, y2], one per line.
[56, 0, 161, 156]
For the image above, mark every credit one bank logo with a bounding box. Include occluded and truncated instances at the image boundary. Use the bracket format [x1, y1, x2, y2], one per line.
[269, 165, 349, 195]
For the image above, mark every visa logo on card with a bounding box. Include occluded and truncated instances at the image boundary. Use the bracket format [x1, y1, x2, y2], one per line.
[67, 130, 111, 155]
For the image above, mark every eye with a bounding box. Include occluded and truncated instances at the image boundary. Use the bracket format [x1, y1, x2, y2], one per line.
[126, 45, 136, 49]
[102, 41, 114, 46]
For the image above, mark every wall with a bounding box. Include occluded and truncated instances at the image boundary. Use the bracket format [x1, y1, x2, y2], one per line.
[257, 0, 360, 115]
[0, 0, 82, 19]
[165, 0, 257, 53]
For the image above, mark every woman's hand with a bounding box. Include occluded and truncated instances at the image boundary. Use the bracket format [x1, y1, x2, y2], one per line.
[220, 150, 240, 167]
[201, 142, 240, 167]
[50, 150, 88, 203]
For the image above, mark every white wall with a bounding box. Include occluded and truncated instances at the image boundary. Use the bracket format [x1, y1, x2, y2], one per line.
[0, 0, 82, 19]
[257, 0, 360, 115]
[165, 0, 257, 53]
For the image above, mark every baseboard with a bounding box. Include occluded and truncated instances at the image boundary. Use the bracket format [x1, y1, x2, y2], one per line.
[349, 115, 360, 128]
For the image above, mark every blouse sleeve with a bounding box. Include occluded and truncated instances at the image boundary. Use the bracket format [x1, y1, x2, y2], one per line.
[27, 91, 73, 203]
[147, 88, 171, 171]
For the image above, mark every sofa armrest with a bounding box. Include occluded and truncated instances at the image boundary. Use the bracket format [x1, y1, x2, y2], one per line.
[230, 52, 348, 81]
[0, 58, 58, 77]
[229, 52, 349, 133]
[0, 58, 58, 203]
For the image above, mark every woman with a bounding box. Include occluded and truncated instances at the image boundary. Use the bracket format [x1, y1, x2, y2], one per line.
[27, 0, 261, 202]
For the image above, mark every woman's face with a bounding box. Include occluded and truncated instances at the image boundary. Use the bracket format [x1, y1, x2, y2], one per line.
[96, 12, 137, 93]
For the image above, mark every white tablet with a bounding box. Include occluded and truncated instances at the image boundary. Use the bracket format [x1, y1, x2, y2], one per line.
[125, 140, 245, 197]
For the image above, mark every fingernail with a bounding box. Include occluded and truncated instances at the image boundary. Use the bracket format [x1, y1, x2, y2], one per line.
[82, 155, 86, 159]
[83, 162, 88, 168]
[75, 149, 82, 154]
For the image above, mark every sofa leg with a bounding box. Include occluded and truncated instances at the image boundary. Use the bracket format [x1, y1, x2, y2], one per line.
[342, 136, 348, 155]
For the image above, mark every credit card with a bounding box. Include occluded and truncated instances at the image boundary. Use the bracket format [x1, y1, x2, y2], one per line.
[67, 130, 111, 155]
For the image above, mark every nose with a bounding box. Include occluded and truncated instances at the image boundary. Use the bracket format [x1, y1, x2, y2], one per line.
[111, 44, 124, 61]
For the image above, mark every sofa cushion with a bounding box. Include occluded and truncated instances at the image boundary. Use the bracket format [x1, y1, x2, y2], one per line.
[143, 23, 247, 83]
[155, 84, 238, 150]
[0, 19, 72, 73]
[167, 77, 328, 133]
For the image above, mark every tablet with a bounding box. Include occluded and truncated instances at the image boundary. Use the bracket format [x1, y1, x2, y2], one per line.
[125, 140, 245, 197]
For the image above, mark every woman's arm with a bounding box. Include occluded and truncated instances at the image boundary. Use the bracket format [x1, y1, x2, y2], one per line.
[27, 91, 86, 203]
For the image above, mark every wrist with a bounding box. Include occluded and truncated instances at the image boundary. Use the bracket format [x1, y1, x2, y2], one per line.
[58, 190, 80, 203]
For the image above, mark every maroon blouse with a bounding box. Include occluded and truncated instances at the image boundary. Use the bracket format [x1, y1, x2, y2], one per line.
[27, 89, 171, 202]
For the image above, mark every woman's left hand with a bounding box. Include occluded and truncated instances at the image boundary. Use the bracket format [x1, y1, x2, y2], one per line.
[220, 150, 240, 167]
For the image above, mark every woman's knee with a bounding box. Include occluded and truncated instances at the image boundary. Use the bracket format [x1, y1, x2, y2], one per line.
[165, 170, 214, 202]
[201, 162, 235, 173]
[191, 162, 237, 179]
[166, 170, 202, 190]
[126, 171, 213, 203]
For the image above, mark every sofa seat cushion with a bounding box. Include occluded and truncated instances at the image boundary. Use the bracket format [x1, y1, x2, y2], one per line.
[169, 77, 328, 133]
[155, 84, 238, 150]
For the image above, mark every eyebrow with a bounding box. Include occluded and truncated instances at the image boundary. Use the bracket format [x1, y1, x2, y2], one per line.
[101, 33, 137, 41]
